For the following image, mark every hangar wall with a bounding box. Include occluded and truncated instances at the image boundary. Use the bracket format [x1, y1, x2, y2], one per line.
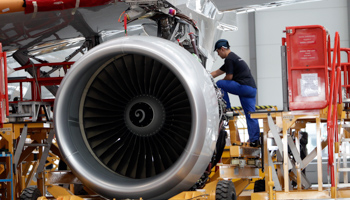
[211, 0, 349, 110]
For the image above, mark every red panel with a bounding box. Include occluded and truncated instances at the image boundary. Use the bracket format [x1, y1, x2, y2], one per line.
[0, 44, 8, 127]
[285, 25, 329, 110]
[25, 0, 115, 14]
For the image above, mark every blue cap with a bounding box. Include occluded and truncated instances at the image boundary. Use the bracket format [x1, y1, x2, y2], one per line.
[214, 39, 230, 51]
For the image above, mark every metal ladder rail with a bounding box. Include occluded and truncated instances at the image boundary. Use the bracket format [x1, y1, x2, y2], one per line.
[327, 32, 342, 195]
[340, 48, 350, 106]
[331, 40, 350, 190]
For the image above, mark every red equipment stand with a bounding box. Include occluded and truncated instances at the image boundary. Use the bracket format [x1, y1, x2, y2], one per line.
[0, 43, 9, 128]
[284, 25, 329, 110]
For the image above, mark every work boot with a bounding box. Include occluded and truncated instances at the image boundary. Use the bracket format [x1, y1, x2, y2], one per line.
[250, 140, 261, 147]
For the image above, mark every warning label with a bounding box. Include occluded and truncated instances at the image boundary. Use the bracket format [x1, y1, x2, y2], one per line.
[300, 73, 319, 97]
[0, 127, 11, 132]
[299, 49, 318, 61]
[298, 34, 317, 45]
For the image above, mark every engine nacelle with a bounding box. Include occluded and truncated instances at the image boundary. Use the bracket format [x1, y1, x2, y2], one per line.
[54, 36, 220, 199]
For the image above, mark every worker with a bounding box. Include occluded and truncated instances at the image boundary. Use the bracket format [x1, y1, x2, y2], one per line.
[211, 39, 260, 147]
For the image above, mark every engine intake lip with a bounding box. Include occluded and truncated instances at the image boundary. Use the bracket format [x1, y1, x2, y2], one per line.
[54, 36, 219, 199]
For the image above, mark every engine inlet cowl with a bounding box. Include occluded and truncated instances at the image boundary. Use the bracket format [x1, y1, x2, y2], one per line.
[54, 36, 219, 199]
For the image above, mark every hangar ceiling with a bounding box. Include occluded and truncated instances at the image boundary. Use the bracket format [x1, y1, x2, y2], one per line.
[211, 0, 322, 12]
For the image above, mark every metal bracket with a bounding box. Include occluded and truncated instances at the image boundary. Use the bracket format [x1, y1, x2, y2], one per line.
[290, 162, 311, 189]
[36, 129, 55, 177]
[287, 135, 304, 169]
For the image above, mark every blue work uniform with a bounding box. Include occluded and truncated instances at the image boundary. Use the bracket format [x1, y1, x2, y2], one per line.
[217, 52, 260, 143]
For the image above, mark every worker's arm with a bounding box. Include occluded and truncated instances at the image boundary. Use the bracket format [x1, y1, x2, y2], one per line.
[223, 74, 233, 80]
[211, 69, 225, 78]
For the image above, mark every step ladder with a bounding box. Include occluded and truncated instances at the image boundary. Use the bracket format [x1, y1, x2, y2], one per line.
[337, 124, 350, 187]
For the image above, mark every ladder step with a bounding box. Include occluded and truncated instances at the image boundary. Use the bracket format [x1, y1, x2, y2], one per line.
[24, 143, 49, 147]
[342, 138, 350, 142]
[337, 183, 350, 187]
[339, 168, 350, 172]
[9, 113, 32, 117]
[273, 162, 283, 165]
[342, 124, 350, 128]
[225, 111, 239, 117]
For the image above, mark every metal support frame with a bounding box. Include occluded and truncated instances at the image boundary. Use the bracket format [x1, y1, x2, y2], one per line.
[36, 129, 55, 176]
[248, 12, 258, 104]
[267, 114, 292, 170]
[13, 124, 28, 170]
[267, 151, 282, 191]
[32, 129, 55, 197]
[251, 111, 327, 199]
[9, 101, 51, 122]
[316, 117, 323, 192]
[287, 135, 304, 169]
[266, 113, 311, 191]
[281, 45, 289, 111]
[0, 154, 14, 200]
[233, 179, 250, 196]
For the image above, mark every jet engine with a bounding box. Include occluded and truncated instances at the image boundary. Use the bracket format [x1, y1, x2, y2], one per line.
[54, 36, 220, 199]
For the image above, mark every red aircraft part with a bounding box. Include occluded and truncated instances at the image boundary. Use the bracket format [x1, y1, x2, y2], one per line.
[25, 0, 116, 14]
[0, 44, 9, 128]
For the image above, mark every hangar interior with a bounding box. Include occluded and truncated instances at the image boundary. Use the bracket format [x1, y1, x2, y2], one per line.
[0, 0, 350, 200]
